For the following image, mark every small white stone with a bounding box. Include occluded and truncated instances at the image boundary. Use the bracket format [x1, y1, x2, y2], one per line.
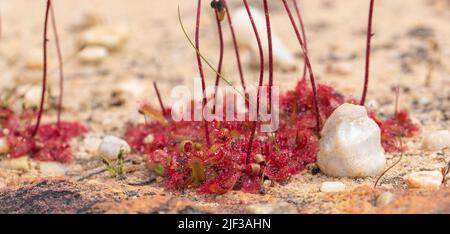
[98, 135, 131, 160]
[112, 80, 146, 99]
[245, 202, 297, 214]
[38, 161, 68, 176]
[0, 157, 31, 172]
[79, 25, 129, 50]
[24, 86, 42, 107]
[320, 181, 346, 193]
[317, 103, 386, 177]
[0, 137, 10, 155]
[78, 46, 109, 64]
[376, 192, 395, 207]
[423, 130, 450, 151]
[71, 12, 101, 31]
[405, 170, 443, 189]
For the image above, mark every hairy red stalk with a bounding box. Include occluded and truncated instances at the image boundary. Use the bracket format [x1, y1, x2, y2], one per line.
[292, 0, 308, 80]
[50, 2, 64, 127]
[153, 81, 167, 119]
[263, 0, 273, 114]
[195, 0, 211, 147]
[281, 0, 321, 133]
[394, 85, 400, 116]
[360, 0, 375, 106]
[243, 0, 265, 164]
[32, 0, 51, 137]
[223, 0, 247, 94]
[212, 2, 225, 114]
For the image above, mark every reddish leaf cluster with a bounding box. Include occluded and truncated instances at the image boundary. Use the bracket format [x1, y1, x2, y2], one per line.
[370, 110, 420, 152]
[124, 80, 419, 194]
[0, 107, 87, 163]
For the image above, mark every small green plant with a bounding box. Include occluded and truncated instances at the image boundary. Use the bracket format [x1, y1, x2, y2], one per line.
[101, 149, 126, 178]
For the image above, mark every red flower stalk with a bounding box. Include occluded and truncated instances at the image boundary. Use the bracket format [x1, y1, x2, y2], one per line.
[263, 0, 274, 113]
[212, 1, 225, 114]
[195, 0, 211, 146]
[360, 0, 375, 106]
[223, 0, 247, 94]
[32, 0, 52, 137]
[292, 0, 308, 80]
[281, 0, 321, 133]
[50, 2, 64, 127]
[242, 0, 265, 164]
[153, 81, 167, 119]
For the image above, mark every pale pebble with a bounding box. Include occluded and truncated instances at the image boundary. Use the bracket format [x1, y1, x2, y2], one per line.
[0, 137, 10, 155]
[423, 130, 450, 151]
[38, 161, 68, 176]
[320, 181, 346, 193]
[0, 157, 32, 172]
[405, 170, 443, 189]
[317, 103, 386, 177]
[98, 135, 131, 160]
[78, 46, 109, 64]
[376, 192, 395, 207]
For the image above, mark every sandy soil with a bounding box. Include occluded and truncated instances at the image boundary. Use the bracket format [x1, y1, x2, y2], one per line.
[0, 0, 449, 213]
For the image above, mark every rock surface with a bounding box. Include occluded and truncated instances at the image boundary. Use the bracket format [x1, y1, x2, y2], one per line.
[317, 103, 386, 177]
[405, 170, 443, 189]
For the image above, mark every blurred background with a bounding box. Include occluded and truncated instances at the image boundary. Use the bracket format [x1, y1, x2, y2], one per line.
[0, 0, 448, 131]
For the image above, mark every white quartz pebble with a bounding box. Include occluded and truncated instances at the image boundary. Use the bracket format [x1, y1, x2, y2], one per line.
[78, 46, 109, 64]
[38, 162, 68, 176]
[0, 137, 10, 155]
[405, 170, 443, 189]
[320, 181, 346, 193]
[317, 103, 386, 177]
[98, 135, 131, 160]
[423, 130, 450, 151]
[79, 25, 129, 50]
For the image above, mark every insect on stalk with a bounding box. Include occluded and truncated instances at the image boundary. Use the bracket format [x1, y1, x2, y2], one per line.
[243, 0, 265, 164]
[195, 0, 211, 147]
[211, 0, 225, 114]
[32, 0, 52, 137]
[50, 1, 64, 127]
[223, 0, 247, 96]
[153, 81, 167, 119]
[281, 0, 321, 133]
[360, 0, 375, 106]
[292, 0, 308, 80]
